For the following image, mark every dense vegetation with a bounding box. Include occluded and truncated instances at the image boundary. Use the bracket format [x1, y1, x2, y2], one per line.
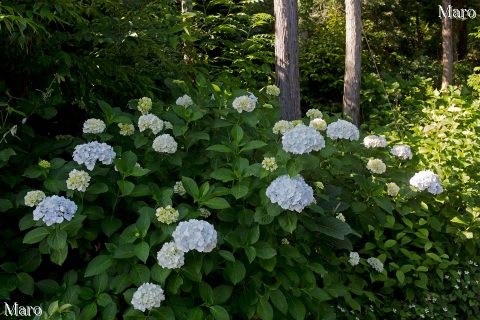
[1, 0, 480, 319]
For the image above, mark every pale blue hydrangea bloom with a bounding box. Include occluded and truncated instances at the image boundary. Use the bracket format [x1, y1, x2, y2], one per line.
[266, 175, 314, 212]
[282, 124, 325, 154]
[131, 283, 165, 312]
[326, 119, 360, 141]
[72, 141, 116, 171]
[409, 170, 444, 195]
[157, 242, 185, 269]
[173, 219, 217, 252]
[33, 195, 77, 226]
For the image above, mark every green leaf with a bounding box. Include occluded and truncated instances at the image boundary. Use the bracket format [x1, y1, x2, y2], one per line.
[87, 183, 109, 195]
[244, 246, 256, 263]
[23, 227, 50, 244]
[50, 246, 68, 266]
[0, 199, 13, 212]
[85, 255, 112, 277]
[270, 289, 288, 315]
[0, 148, 16, 164]
[129, 264, 150, 286]
[373, 197, 394, 214]
[255, 242, 277, 259]
[207, 144, 233, 153]
[384, 239, 397, 248]
[79, 302, 97, 320]
[218, 250, 235, 262]
[241, 140, 267, 152]
[17, 272, 34, 296]
[211, 168, 235, 182]
[224, 261, 246, 285]
[289, 298, 306, 320]
[316, 217, 351, 240]
[182, 176, 199, 198]
[199, 282, 214, 304]
[101, 217, 122, 237]
[230, 185, 248, 199]
[213, 285, 233, 304]
[210, 305, 230, 320]
[257, 297, 273, 320]
[204, 197, 230, 209]
[231, 125, 244, 143]
[278, 213, 297, 233]
[117, 180, 135, 196]
[396, 270, 405, 284]
[47, 229, 68, 250]
[36, 279, 60, 294]
[134, 242, 150, 263]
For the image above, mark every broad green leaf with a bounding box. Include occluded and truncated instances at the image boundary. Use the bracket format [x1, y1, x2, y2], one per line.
[134, 242, 150, 263]
[85, 255, 112, 277]
[224, 261, 245, 285]
[117, 180, 135, 196]
[23, 227, 50, 244]
[182, 176, 199, 198]
[207, 144, 233, 153]
[204, 197, 230, 209]
[210, 305, 230, 320]
[269, 289, 288, 315]
[17, 272, 34, 296]
[278, 213, 297, 233]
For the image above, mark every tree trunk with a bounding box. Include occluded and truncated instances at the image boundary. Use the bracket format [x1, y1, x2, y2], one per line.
[181, 0, 193, 64]
[441, 0, 453, 90]
[343, 0, 362, 127]
[274, 0, 302, 120]
[454, 0, 468, 60]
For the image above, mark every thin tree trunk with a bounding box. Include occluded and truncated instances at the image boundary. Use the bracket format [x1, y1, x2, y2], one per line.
[441, 0, 453, 90]
[454, 0, 468, 60]
[274, 0, 302, 120]
[181, 0, 193, 64]
[343, 0, 362, 127]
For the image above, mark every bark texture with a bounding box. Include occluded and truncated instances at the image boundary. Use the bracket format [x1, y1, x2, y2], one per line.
[441, 0, 453, 90]
[181, 0, 193, 64]
[274, 0, 302, 120]
[343, 0, 362, 127]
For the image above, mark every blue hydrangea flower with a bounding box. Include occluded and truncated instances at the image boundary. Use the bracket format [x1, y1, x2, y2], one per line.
[72, 141, 116, 171]
[33, 196, 78, 226]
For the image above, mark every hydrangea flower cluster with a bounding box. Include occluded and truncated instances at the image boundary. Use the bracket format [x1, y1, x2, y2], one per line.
[163, 121, 173, 130]
[409, 170, 444, 195]
[82, 118, 106, 134]
[38, 160, 51, 169]
[335, 213, 346, 222]
[261, 157, 278, 172]
[349, 252, 360, 266]
[232, 93, 257, 113]
[309, 118, 327, 131]
[367, 257, 384, 272]
[366, 159, 387, 174]
[118, 123, 135, 136]
[24, 190, 46, 207]
[306, 109, 323, 119]
[137, 97, 152, 115]
[66, 169, 91, 192]
[33, 195, 77, 226]
[172, 219, 217, 252]
[156, 242, 185, 269]
[282, 124, 325, 154]
[199, 208, 211, 218]
[266, 175, 314, 212]
[73, 141, 116, 171]
[173, 181, 186, 196]
[265, 85, 280, 96]
[155, 205, 179, 224]
[152, 134, 177, 153]
[387, 182, 400, 197]
[272, 120, 295, 135]
[138, 114, 163, 135]
[176, 94, 193, 108]
[390, 144, 413, 160]
[326, 119, 359, 141]
[131, 283, 165, 312]
[363, 135, 387, 148]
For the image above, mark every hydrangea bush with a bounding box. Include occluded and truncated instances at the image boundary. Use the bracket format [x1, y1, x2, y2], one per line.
[3, 79, 478, 319]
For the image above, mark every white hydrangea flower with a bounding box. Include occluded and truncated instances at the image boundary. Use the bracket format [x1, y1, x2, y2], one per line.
[265, 85, 280, 96]
[24, 190, 46, 207]
[33, 196, 77, 226]
[38, 160, 51, 168]
[66, 169, 91, 192]
[118, 123, 135, 136]
[266, 175, 314, 212]
[199, 208, 211, 218]
[138, 114, 164, 135]
[326, 119, 359, 141]
[152, 134, 177, 153]
[309, 118, 327, 131]
[157, 242, 185, 269]
[335, 213, 346, 222]
[409, 170, 444, 195]
[366, 159, 387, 174]
[83, 118, 106, 134]
[138, 97, 152, 115]
[272, 120, 295, 135]
[282, 124, 325, 154]
[390, 144, 413, 160]
[156, 205, 179, 224]
[261, 157, 278, 172]
[232, 93, 257, 113]
[163, 121, 173, 130]
[349, 252, 360, 266]
[72, 141, 116, 171]
[387, 182, 400, 197]
[447, 105, 462, 112]
[363, 135, 387, 148]
[306, 109, 323, 119]
[281, 238, 290, 245]
[367, 257, 384, 272]
[131, 283, 165, 312]
[173, 181, 186, 196]
[173, 219, 217, 252]
[176, 94, 193, 108]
